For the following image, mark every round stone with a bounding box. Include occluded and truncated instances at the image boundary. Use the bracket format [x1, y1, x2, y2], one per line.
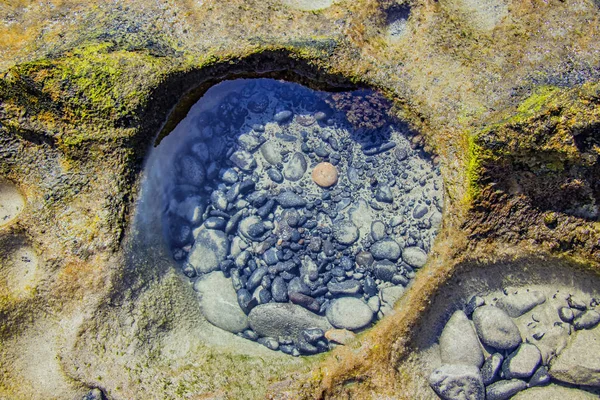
[312, 162, 338, 188]
[472, 305, 522, 350]
[326, 297, 374, 331]
[332, 221, 359, 245]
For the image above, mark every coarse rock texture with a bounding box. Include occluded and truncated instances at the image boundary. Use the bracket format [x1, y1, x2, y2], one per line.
[1, 0, 600, 399]
[549, 328, 600, 387]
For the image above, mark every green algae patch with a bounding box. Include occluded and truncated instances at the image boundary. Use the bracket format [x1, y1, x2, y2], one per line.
[516, 86, 561, 116]
[465, 132, 488, 206]
[463, 82, 600, 260]
[2, 42, 173, 152]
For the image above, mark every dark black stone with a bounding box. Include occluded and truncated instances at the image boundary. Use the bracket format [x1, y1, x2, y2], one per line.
[356, 251, 374, 268]
[247, 222, 267, 238]
[263, 248, 279, 265]
[247, 191, 268, 207]
[280, 271, 296, 281]
[289, 292, 320, 313]
[363, 276, 378, 297]
[279, 344, 296, 355]
[226, 182, 241, 202]
[253, 286, 272, 304]
[296, 336, 319, 355]
[276, 192, 307, 208]
[290, 243, 303, 251]
[257, 336, 279, 351]
[247, 267, 268, 291]
[327, 280, 362, 295]
[204, 217, 227, 230]
[239, 179, 256, 195]
[373, 260, 397, 282]
[219, 259, 235, 276]
[392, 274, 409, 286]
[182, 263, 196, 278]
[301, 328, 325, 343]
[257, 199, 275, 218]
[311, 286, 328, 298]
[267, 169, 284, 183]
[225, 210, 244, 234]
[237, 289, 257, 314]
[169, 220, 192, 247]
[340, 257, 354, 271]
[323, 240, 335, 257]
[528, 366, 550, 387]
[315, 144, 330, 157]
[271, 277, 289, 302]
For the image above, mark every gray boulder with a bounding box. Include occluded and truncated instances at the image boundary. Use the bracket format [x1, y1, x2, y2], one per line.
[496, 291, 546, 318]
[439, 310, 484, 368]
[260, 141, 282, 165]
[402, 246, 428, 268]
[502, 343, 541, 379]
[326, 297, 373, 331]
[472, 306, 522, 350]
[248, 303, 332, 340]
[429, 364, 484, 400]
[370, 239, 401, 261]
[549, 328, 600, 387]
[229, 150, 257, 171]
[194, 272, 249, 333]
[187, 226, 229, 274]
[283, 152, 307, 181]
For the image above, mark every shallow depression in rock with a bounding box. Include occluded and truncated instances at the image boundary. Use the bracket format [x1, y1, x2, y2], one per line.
[0, 180, 25, 228]
[0, 240, 39, 300]
[142, 78, 443, 356]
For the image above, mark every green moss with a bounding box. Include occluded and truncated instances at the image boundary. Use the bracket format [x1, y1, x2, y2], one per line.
[516, 86, 560, 115]
[465, 132, 485, 205]
[8, 41, 171, 149]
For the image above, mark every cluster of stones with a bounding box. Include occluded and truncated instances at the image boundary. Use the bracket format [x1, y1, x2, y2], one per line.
[429, 288, 600, 400]
[164, 79, 442, 355]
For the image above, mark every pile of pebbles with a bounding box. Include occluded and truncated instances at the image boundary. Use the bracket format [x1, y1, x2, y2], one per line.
[163, 79, 443, 355]
[429, 287, 600, 400]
